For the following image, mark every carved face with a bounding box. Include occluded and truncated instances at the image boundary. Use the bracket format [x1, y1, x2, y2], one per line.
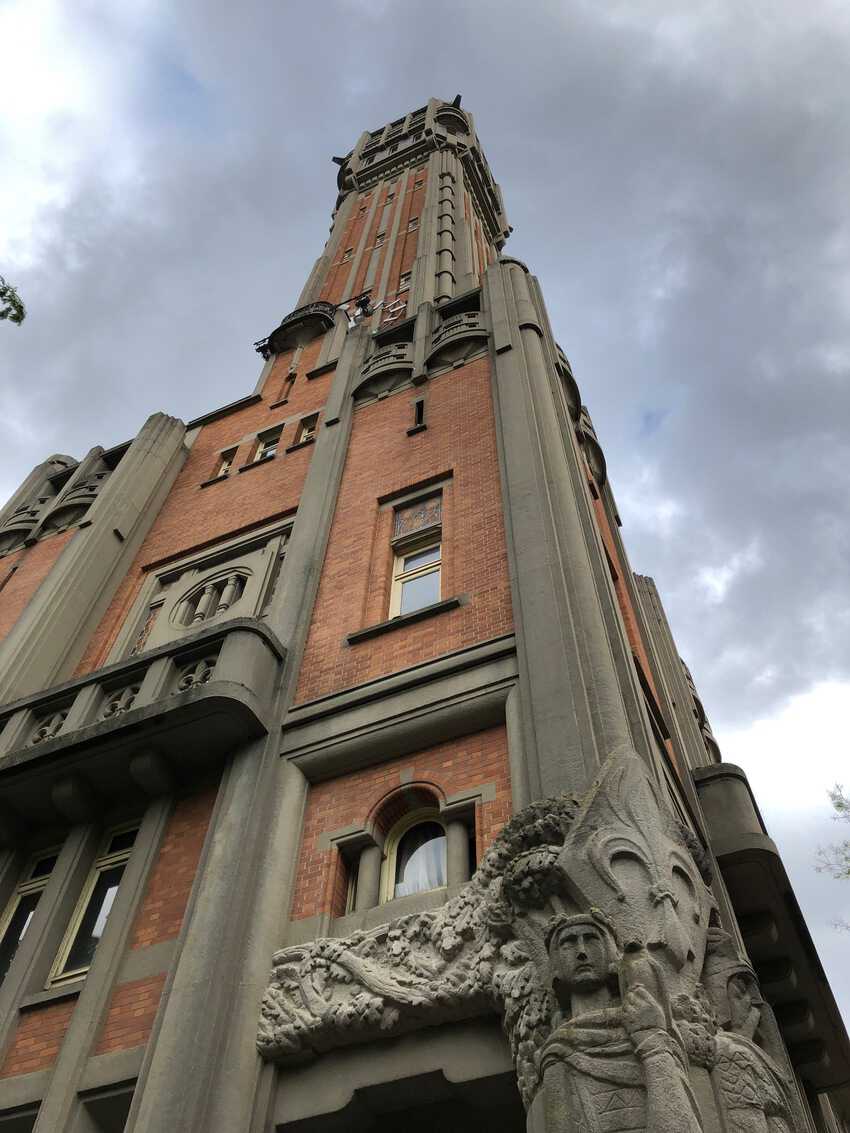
[550, 923, 610, 993]
[727, 973, 760, 1031]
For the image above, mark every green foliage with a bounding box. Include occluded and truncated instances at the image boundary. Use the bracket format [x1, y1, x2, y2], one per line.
[817, 785, 850, 931]
[0, 276, 26, 325]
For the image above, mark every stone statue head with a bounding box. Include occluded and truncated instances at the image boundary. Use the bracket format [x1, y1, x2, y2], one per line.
[703, 928, 762, 1032]
[545, 909, 618, 1011]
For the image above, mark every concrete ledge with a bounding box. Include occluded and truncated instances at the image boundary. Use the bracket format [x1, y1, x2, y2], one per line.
[283, 636, 517, 782]
[19, 980, 84, 1011]
[346, 597, 462, 644]
[79, 1046, 144, 1093]
[0, 1069, 49, 1111]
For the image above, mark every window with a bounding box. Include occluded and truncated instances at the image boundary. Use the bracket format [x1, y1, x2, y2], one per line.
[216, 448, 237, 478]
[407, 217, 419, 232]
[48, 827, 138, 985]
[381, 812, 446, 902]
[295, 414, 318, 446]
[175, 570, 247, 626]
[414, 177, 424, 189]
[342, 247, 354, 263]
[375, 231, 386, 248]
[255, 427, 282, 462]
[398, 272, 411, 293]
[390, 542, 441, 616]
[0, 850, 58, 985]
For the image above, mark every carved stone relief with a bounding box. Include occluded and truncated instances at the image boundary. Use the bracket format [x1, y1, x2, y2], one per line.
[258, 749, 805, 1131]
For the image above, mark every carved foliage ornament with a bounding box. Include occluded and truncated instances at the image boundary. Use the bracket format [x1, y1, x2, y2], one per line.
[258, 750, 801, 1129]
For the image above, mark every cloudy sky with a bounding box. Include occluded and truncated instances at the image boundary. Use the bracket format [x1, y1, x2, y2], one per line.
[1, 1, 848, 1017]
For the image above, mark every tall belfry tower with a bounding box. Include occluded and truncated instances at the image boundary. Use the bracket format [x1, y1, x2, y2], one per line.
[0, 97, 845, 1133]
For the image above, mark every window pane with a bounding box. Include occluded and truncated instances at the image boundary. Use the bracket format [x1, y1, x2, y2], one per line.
[402, 546, 440, 572]
[62, 864, 126, 974]
[0, 892, 41, 984]
[30, 854, 57, 879]
[107, 830, 137, 855]
[399, 570, 440, 614]
[394, 822, 446, 898]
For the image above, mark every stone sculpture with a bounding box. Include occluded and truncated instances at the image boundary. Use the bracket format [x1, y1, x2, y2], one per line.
[258, 749, 804, 1130]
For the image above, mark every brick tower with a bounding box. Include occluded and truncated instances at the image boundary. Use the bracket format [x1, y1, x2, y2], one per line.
[0, 97, 846, 1133]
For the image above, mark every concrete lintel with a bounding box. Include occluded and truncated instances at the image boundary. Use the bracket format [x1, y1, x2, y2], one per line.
[79, 1046, 145, 1094]
[0, 1069, 50, 1112]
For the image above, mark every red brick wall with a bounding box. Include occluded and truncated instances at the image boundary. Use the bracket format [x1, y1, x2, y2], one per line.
[0, 530, 75, 645]
[0, 999, 75, 1077]
[76, 345, 333, 674]
[129, 785, 217, 950]
[94, 974, 166, 1055]
[291, 725, 512, 921]
[295, 354, 513, 702]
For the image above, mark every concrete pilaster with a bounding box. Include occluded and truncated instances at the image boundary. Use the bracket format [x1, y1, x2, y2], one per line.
[484, 260, 639, 799]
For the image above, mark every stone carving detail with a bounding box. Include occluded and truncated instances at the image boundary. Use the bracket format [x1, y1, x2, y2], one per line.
[258, 750, 803, 1130]
[101, 683, 141, 720]
[29, 707, 69, 745]
[174, 655, 216, 692]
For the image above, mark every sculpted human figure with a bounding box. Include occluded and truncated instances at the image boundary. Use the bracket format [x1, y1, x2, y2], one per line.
[539, 910, 704, 1133]
[703, 931, 798, 1133]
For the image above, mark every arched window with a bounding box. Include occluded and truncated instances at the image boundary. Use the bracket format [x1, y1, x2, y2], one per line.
[381, 811, 447, 902]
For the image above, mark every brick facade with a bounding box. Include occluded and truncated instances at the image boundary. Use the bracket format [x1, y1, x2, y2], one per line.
[295, 353, 513, 702]
[93, 974, 167, 1056]
[0, 530, 75, 646]
[0, 999, 75, 1078]
[291, 724, 512, 922]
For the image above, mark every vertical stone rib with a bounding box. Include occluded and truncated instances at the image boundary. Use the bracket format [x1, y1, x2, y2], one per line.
[486, 260, 633, 799]
[434, 150, 458, 304]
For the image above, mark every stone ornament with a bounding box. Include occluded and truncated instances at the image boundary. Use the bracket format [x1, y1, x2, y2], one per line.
[258, 750, 803, 1130]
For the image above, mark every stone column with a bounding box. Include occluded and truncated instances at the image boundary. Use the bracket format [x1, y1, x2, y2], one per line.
[354, 843, 383, 912]
[484, 259, 644, 800]
[445, 820, 470, 887]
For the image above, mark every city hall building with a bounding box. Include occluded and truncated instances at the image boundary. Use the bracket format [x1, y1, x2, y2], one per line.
[0, 97, 846, 1132]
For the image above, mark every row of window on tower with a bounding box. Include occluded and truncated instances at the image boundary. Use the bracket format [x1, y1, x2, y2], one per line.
[212, 414, 318, 481]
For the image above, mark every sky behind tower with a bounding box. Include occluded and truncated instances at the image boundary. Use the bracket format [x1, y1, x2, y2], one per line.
[1, 0, 849, 1016]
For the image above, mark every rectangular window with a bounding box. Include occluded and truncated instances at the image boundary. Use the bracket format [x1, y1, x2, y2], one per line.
[0, 850, 59, 985]
[398, 272, 411, 293]
[375, 232, 386, 248]
[390, 494, 442, 617]
[295, 414, 318, 445]
[407, 217, 419, 232]
[48, 827, 138, 985]
[342, 247, 354, 262]
[255, 427, 282, 461]
[414, 177, 424, 189]
[216, 448, 237, 478]
[390, 541, 441, 617]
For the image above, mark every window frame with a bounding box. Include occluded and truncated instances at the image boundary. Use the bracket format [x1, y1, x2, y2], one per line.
[389, 533, 442, 619]
[254, 426, 282, 462]
[215, 448, 237, 478]
[398, 271, 411, 293]
[379, 808, 447, 904]
[295, 414, 318, 446]
[0, 848, 60, 984]
[47, 823, 139, 987]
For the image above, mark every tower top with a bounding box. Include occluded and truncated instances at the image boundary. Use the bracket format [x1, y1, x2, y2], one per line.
[333, 96, 511, 249]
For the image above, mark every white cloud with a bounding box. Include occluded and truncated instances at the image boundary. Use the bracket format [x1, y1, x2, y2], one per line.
[696, 539, 763, 604]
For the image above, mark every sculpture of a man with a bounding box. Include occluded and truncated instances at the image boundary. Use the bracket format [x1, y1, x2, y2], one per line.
[538, 910, 704, 1133]
[703, 934, 797, 1133]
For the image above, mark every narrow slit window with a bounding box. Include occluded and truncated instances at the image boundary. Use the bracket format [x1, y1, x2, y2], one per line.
[375, 232, 386, 249]
[407, 217, 419, 232]
[342, 247, 354, 263]
[398, 272, 411, 293]
[295, 414, 318, 445]
[216, 448, 237, 478]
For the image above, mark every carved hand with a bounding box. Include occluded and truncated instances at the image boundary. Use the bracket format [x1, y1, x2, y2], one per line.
[623, 984, 667, 1046]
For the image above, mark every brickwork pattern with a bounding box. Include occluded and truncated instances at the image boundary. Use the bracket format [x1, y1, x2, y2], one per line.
[295, 354, 513, 702]
[0, 530, 75, 646]
[94, 974, 166, 1055]
[0, 999, 75, 1078]
[129, 784, 217, 950]
[76, 344, 332, 673]
[291, 725, 512, 921]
